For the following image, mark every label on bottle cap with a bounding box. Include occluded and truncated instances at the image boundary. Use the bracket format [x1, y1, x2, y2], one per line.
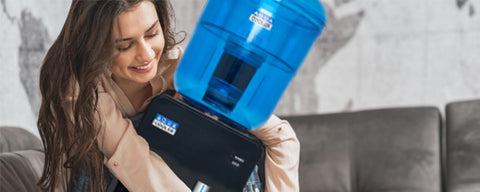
[250, 8, 273, 30]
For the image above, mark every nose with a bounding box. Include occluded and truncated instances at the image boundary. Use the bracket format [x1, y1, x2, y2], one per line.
[136, 39, 155, 62]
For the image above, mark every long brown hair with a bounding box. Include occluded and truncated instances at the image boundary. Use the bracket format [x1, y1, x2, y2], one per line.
[37, 0, 181, 191]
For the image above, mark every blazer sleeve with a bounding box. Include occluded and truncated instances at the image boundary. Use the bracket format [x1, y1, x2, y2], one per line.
[249, 115, 300, 192]
[95, 92, 190, 192]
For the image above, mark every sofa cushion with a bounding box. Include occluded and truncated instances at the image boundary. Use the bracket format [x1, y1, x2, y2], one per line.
[284, 107, 442, 192]
[446, 99, 480, 192]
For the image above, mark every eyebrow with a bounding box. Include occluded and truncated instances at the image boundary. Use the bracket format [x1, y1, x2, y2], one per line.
[115, 20, 159, 42]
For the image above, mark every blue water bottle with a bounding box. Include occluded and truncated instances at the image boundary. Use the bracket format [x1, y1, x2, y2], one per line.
[175, 0, 327, 130]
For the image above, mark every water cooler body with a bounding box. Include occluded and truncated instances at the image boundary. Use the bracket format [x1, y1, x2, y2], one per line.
[175, 0, 327, 129]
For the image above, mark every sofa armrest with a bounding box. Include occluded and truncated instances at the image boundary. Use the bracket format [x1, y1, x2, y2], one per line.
[0, 127, 45, 192]
[446, 99, 480, 192]
[0, 127, 43, 153]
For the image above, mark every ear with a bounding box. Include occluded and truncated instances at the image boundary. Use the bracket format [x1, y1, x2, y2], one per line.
[166, 45, 183, 60]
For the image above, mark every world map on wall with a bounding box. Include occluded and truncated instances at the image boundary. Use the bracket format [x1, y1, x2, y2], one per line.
[276, 0, 477, 115]
[457, 0, 476, 16]
[276, 0, 364, 114]
[1, 0, 50, 116]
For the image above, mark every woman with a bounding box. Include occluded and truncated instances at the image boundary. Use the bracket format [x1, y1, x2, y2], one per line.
[37, 0, 300, 191]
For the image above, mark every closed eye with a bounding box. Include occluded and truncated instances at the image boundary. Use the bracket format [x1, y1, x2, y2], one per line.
[116, 43, 133, 52]
[115, 21, 159, 52]
[146, 31, 159, 38]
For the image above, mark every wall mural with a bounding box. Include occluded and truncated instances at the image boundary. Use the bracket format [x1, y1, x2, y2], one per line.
[1, 0, 48, 116]
[276, 0, 364, 115]
[19, 10, 50, 116]
[0, 0, 45, 135]
[457, 0, 476, 17]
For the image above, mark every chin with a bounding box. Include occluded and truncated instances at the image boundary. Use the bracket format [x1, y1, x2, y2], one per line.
[141, 74, 157, 83]
[132, 67, 157, 84]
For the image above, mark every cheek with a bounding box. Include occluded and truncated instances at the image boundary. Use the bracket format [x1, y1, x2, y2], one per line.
[111, 54, 133, 71]
[152, 37, 165, 56]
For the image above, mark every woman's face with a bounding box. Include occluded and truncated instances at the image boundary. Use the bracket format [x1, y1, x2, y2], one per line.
[111, 1, 165, 85]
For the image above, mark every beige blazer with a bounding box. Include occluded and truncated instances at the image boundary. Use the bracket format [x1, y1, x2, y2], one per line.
[91, 46, 299, 192]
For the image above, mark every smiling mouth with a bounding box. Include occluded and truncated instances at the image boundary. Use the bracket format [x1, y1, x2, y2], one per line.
[131, 61, 153, 70]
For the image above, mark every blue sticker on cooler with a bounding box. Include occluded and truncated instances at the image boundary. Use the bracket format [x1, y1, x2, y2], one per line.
[152, 113, 178, 136]
[249, 8, 273, 30]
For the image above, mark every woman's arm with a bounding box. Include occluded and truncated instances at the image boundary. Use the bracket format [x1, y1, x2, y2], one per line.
[95, 92, 190, 192]
[250, 115, 300, 192]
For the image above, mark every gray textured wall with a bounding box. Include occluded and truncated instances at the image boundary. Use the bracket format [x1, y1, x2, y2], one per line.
[1, 0, 479, 137]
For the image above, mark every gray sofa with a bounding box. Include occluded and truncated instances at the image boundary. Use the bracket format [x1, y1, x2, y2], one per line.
[1, 99, 479, 192]
[285, 107, 443, 191]
[282, 99, 480, 192]
[0, 127, 44, 192]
